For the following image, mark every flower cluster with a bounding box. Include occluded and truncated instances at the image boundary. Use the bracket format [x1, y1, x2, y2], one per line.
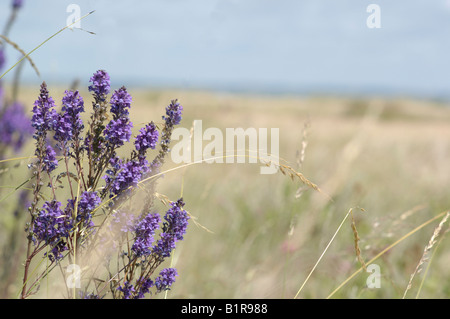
[131, 212, 160, 257]
[116, 268, 177, 299]
[155, 268, 178, 293]
[22, 69, 188, 299]
[103, 87, 133, 147]
[117, 281, 135, 299]
[151, 99, 183, 169]
[105, 158, 148, 201]
[88, 69, 110, 98]
[31, 82, 57, 140]
[53, 90, 84, 148]
[163, 99, 183, 126]
[110, 86, 132, 118]
[42, 145, 58, 173]
[105, 198, 188, 299]
[77, 191, 101, 228]
[33, 200, 72, 261]
[153, 198, 189, 258]
[135, 277, 154, 299]
[103, 117, 133, 147]
[135, 122, 159, 159]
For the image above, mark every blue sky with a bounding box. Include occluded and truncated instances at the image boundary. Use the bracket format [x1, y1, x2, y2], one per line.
[1, 0, 450, 98]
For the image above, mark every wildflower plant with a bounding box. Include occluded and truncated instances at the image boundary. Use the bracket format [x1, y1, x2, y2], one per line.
[20, 69, 190, 299]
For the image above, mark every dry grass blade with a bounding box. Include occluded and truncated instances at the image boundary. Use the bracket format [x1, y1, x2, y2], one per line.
[268, 161, 320, 192]
[0, 35, 40, 76]
[294, 120, 311, 199]
[415, 226, 449, 298]
[350, 208, 367, 271]
[154, 192, 171, 206]
[402, 211, 450, 299]
[268, 161, 334, 202]
[296, 119, 310, 169]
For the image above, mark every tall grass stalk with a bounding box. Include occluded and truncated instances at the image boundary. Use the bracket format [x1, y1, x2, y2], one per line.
[293, 207, 363, 299]
[402, 211, 450, 299]
[415, 229, 449, 298]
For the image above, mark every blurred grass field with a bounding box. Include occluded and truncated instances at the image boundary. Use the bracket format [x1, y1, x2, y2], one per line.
[1, 86, 450, 298]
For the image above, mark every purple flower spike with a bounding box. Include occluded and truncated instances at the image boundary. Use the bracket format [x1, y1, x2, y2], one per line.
[135, 122, 159, 155]
[153, 199, 189, 257]
[106, 159, 148, 200]
[77, 191, 101, 228]
[163, 99, 183, 126]
[88, 70, 110, 97]
[110, 86, 132, 119]
[163, 198, 189, 241]
[136, 277, 154, 299]
[103, 117, 133, 147]
[32, 82, 57, 139]
[43, 145, 58, 173]
[117, 281, 135, 299]
[155, 268, 178, 293]
[53, 90, 84, 145]
[78, 191, 101, 214]
[33, 200, 72, 260]
[131, 212, 160, 257]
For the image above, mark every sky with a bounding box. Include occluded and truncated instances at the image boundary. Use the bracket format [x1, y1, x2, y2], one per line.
[1, 0, 450, 98]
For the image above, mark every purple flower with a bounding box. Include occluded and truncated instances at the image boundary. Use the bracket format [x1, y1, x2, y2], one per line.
[43, 145, 58, 173]
[88, 70, 110, 98]
[152, 232, 176, 258]
[77, 191, 101, 228]
[151, 99, 183, 168]
[153, 199, 189, 257]
[12, 0, 23, 9]
[131, 212, 160, 257]
[31, 82, 57, 139]
[154, 268, 178, 293]
[163, 99, 183, 126]
[33, 200, 72, 260]
[135, 122, 159, 155]
[136, 277, 154, 299]
[103, 117, 133, 147]
[162, 198, 189, 241]
[53, 90, 84, 145]
[103, 87, 133, 147]
[110, 86, 132, 119]
[117, 281, 135, 299]
[0, 102, 33, 152]
[105, 159, 148, 200]
[78, 191, 101, 214]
